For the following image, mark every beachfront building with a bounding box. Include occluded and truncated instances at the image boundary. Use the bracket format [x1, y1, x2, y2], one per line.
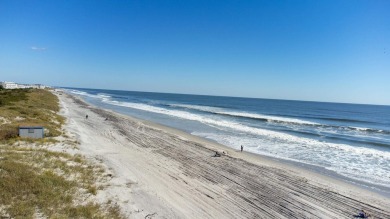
[0, 81, 18, 89]
[26, 84, 39, 89]
[19, 126, 45, 139]
[19, 84, 39, 89]
[0, 81, 49, 89]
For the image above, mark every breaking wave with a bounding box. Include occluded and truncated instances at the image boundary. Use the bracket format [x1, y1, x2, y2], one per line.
[169, 104, 389, 135]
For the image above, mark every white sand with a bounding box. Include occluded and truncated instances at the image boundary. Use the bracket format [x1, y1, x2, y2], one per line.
[56, 91, 390, 219]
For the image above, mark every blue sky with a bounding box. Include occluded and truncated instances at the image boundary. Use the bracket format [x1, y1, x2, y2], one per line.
[1, 0, 389, 105]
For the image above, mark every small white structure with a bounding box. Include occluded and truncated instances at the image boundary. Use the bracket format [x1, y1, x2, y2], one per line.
[1, 81, 18, 89]
[19, 126, 44, 139]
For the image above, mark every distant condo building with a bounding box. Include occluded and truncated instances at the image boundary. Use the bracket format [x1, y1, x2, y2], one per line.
[0, 81, 18, 89]
[0, 81, 49, 89]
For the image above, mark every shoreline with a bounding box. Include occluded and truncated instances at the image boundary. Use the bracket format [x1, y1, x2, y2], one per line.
[58, 90, 390, 218]
[75, 91, 390, 199]
[114, 108, 390, 199]
[111, 108, 390, 200]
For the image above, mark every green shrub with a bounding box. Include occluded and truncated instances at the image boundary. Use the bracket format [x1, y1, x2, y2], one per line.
[0, 125, 18, 140]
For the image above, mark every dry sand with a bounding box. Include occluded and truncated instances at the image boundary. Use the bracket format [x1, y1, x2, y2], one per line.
[56, 91, 390, 219]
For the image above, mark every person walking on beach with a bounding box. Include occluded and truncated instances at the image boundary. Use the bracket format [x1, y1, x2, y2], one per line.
[86, 114, 88, 119]
[241, 145, 243, 152]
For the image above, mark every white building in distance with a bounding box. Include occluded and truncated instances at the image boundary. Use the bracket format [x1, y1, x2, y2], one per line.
[0, 81, 18, 89]
[0, 81, 49, 89]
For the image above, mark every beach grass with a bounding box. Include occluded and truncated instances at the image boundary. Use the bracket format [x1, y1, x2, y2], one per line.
[0, 89, 124, 218]
[0, 89, 64, 141]
[0, 146, 123, 218]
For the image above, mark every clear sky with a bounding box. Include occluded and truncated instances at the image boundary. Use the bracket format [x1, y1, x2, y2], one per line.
[1, 0, 389, 105]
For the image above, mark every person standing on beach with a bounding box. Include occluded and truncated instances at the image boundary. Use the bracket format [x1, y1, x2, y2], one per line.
[86, 114, 88, 119]
[358, 210, 368, 218]
[241, 145, 243, 152]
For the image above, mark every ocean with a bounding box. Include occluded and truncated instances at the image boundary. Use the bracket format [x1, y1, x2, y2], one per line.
[65, 87, 390, 194]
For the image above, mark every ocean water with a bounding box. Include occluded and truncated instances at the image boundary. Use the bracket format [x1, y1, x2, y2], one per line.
[64, 88, 390, 192]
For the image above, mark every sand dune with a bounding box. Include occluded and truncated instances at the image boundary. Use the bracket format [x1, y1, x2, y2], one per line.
[57, 92, 390, 219]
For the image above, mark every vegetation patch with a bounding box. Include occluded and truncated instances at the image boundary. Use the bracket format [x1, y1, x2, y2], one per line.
[0, 89, 124, 218]
[0, 89, 28, 106]
[0, 89, 64, 142]
[0, 146, 123, 218]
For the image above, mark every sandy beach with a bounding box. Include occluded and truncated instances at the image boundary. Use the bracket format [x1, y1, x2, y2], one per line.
[57, 91, 390, 219]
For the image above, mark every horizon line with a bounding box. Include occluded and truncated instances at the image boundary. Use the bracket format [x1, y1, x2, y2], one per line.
[58, 85, 390, 107]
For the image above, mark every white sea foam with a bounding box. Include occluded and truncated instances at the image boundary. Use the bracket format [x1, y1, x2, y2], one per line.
[69, 90, 111, 101]
[170, 104, 320, 125]
[352, 127, 369, 131]
[219, 111, 320, 125]
[97, 93, 111, 98]
[69, 90, 88, 95]
[171, 104, 388, 134]
[69, 90, 100, 99]
[170, 104, 223, 112]
[107, 100, 390, 159]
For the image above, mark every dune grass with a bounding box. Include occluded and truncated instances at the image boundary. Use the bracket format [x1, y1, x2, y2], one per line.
[0, 89, 124, 218]
[0, 89, 64, 141]
[0, 146, 123, 218]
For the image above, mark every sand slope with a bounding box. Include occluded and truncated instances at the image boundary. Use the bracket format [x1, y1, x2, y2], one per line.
[57, 92, 390, 219]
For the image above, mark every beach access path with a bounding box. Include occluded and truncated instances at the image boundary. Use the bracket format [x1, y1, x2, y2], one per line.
[57, 91, 390, 219]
